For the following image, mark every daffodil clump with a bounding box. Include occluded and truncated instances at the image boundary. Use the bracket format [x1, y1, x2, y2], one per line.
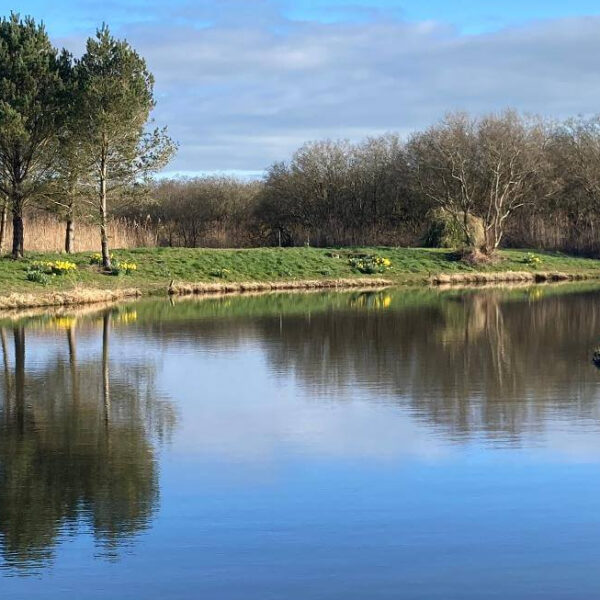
[110, 260, 137, 276]
[26, 260, 77, 284]
[90, 252, 114, 265]
[348, 255, 392, 274]
[209, 267, 230, 278]
[50, 260, 77, 274]
[523, 252, 542, 267]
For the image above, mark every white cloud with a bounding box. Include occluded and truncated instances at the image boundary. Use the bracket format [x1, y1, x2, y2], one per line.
[59, 13, 600, 174]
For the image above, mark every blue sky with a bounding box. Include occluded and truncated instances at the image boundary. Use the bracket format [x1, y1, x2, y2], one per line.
[288, 0, 600, 31]
[3, 1, 600, 176]
[10, 0, 600, 32]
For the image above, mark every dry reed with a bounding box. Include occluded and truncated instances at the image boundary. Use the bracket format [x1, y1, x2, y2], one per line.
[168, 278, 392, 296]
[429, 271, 595, 286]
[0, 299, 140, 322]
[0, 288, 142, 310]
[0, 215, 156, 253]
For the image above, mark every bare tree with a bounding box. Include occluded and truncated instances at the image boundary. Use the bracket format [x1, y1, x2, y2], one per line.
[476, 111, 550, 252]
[407, 113, 483, 247]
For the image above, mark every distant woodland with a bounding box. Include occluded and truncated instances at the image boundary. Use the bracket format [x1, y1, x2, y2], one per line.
[2, 14, 600, 257]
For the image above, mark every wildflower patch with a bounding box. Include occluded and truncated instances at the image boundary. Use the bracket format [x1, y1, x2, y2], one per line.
[348, 254, 392, 275]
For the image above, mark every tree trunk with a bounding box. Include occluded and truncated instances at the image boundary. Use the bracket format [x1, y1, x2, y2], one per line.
[102, 311, 111, 429]
[13, 326, 25, 435]
[67, 325, 80, 410]
[99, 163, 111, 269]
[11, 201, 24, 259]
[65, 215, 75, 254]
[0, 202, 7, 254]
[462, 211, 474, 248]
[1, 328, 11, 417]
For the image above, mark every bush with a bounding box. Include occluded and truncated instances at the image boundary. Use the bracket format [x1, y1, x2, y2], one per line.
[423, 208, 485, 249]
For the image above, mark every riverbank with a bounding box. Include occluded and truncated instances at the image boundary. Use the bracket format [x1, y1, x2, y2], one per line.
[1, 246, 600, 308]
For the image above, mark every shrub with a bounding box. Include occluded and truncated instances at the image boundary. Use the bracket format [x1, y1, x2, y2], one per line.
[423, 208, 485, 249]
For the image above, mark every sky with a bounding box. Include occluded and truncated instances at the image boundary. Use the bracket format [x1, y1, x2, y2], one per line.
[4, 0, 600, 177]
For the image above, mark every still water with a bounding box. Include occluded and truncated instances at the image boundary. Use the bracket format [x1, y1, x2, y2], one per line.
[1, 285, 600, 598]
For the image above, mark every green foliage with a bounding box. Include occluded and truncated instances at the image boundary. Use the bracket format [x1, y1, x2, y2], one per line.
[26, 269, 49, 285]
[423, 208, 485, 249]
[0, 13, 71, 256]
[75, 25, 175, 190]
[73, 25, 175, 267]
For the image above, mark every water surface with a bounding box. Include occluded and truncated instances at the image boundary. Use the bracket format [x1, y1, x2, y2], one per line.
[2, 285, 600, 599]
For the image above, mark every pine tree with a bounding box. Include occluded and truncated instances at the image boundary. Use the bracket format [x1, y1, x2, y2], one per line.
[75, 25, 175, 268]
[0, 13, 68, 258]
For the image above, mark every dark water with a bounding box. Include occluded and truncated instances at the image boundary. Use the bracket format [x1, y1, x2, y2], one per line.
[2, 285, 600, 599]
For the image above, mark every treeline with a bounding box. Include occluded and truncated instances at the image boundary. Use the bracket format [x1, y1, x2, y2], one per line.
[0, 13, 174, 265]
[120, 111, 600, 255]
[4, 11, 600, 258]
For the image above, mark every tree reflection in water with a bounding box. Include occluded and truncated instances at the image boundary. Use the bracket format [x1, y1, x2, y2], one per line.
[256, 289, 600, 440]
[0, 308, 176, 571]
[143, 286, 600, 441]
[2, 287, 600, 572]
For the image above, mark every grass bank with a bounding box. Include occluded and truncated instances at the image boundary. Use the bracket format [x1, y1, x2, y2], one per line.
[1, 246, 600, 307]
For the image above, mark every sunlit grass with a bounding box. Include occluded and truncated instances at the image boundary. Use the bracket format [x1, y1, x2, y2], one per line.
[1, 246, 600, 295]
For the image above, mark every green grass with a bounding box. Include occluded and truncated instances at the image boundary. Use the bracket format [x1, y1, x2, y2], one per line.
[2, 246, 600, 295]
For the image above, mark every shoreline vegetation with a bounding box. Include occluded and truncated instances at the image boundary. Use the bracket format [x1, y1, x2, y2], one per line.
[4, 13, 600, 296]
[1, 246, 600, 309]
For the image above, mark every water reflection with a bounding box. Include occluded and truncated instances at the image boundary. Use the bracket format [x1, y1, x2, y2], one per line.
[0, 309, 176, 571]
[3, 285, 600, 593]
[136, 286, 600, 444]
[257, 289, 600, 440]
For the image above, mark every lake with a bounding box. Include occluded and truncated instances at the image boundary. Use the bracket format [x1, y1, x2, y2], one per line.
[1, 285, 600, 599]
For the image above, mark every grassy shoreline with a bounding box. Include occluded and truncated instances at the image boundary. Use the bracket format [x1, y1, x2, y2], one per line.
[1, 246, 600, 308]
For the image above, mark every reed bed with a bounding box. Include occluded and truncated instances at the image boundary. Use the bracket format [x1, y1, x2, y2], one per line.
[430, 271, 595, 286]
[0, 288, 142, 310]
[0, 216, 156, 253]
[168, 278, 392, 296]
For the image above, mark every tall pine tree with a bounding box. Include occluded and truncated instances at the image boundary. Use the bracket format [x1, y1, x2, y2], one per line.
[0, 13, 69, 258]
[76, 25, 175, 268]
